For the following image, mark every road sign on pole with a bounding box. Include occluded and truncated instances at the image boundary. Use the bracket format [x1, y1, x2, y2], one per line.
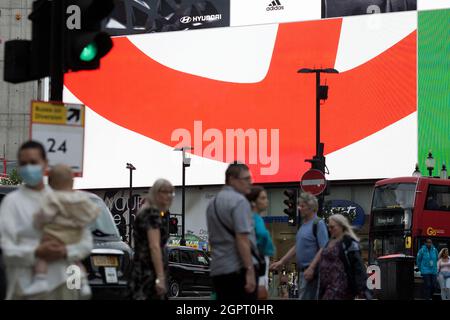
[300, 169, 326, 196]
[30, 101, 85, 176]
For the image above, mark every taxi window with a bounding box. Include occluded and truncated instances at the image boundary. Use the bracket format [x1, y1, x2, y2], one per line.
[180, 250, 194, 264]
[195, 252, 209, 266]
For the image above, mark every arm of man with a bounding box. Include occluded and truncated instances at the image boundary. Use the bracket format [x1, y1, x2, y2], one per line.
[304, 248, 323, 281]
[232, 198, 256, 293]
[304, 220, 328, 280]
[270, 246, 296, 271]
[0, 197, 37, 267]
[235, 233, 256, 294]
[147, 228, 167, 296]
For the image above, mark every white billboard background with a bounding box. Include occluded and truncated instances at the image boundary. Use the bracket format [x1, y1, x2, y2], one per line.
[418, 0, 450, 10]
[66, 11, 417, 189]
[230, 0, 321, 27]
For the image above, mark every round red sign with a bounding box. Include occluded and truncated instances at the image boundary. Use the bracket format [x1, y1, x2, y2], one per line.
[300, 169, 327, 196]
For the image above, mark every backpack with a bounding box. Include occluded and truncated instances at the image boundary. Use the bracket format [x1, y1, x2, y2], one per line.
[312, 217, 323, 248]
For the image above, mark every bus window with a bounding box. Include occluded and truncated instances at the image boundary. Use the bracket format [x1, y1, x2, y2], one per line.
[373, 239, 382, 258]
[425, 185, 450, 211]
[370, 235, 406, 260]
[384, 236, 405, 255]
[373, 183, 416, 210]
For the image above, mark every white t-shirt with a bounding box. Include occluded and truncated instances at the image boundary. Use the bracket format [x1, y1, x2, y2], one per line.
[439, 258, 450, 273]
[0, 185, 93, 299]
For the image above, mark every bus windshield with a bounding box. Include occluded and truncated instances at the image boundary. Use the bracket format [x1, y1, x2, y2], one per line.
[370, 234, 406, 261]
[373, 183, 416, 210]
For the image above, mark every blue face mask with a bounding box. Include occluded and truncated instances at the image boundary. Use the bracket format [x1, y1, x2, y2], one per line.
[19, 164, 44, 187]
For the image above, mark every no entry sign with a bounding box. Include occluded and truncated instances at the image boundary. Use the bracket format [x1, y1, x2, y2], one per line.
[300, 169, 326, 195]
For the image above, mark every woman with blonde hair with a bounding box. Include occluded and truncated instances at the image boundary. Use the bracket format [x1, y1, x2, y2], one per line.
[128, 178, 175, 300]
[438, 248, 450, 300]
[309, 214, 370, 299]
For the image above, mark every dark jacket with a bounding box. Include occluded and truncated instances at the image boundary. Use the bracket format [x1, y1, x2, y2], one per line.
[0, 249, 6, 300]
[339, 235, 369, 297]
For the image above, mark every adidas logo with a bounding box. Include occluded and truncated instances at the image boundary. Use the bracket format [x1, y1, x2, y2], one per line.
[266, 0, 284, 11]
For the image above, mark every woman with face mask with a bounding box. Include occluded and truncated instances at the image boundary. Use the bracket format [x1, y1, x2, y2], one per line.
[0, 141, 93, 300]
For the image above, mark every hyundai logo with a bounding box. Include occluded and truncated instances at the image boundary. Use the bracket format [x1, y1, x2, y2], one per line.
[180, 16, 192, 24]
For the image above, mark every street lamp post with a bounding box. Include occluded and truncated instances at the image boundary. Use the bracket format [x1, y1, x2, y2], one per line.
[126, 163, 136, 247]
[174, 147, 193, 246]
[412, 163, 422, 177]
[441, 163, 448, 179]
[298, 68, 339, 213]
[425, 151, 435, 177]
[298, 68, 339, 157]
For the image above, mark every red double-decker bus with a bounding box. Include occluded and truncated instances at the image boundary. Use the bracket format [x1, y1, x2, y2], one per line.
[369, 176, 450, 263]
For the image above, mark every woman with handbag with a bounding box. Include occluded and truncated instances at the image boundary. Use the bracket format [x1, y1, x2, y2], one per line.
[309, 214, 370, 300]
[246, 186, 275, 299]
[128, 179, 174, 300]
[438, 248, 450, 300]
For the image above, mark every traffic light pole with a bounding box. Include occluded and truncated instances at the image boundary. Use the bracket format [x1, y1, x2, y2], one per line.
[315, 71, 321, 157]
[315, 71, 324, 215]
[129, 168, 133, 246]
[50, 0, 65, 101]
[298, 68, 339, 217]
[181, 162, 186, 246]
[126, 163, 136, 247]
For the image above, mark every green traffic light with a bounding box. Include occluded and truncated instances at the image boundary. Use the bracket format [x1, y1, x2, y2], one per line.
[80, 42, 98, 62]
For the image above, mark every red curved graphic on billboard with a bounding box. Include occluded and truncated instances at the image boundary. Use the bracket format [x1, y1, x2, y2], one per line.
[65, 18, 417, 183]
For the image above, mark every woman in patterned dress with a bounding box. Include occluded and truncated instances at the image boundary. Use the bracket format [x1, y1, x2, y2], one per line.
[128, 179, 174, 300]
[308, 214, 368, 300]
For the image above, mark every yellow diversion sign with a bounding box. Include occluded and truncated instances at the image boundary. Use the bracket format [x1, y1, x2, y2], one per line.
[30, 101, 85, 176]
[31, 101, 84, 126]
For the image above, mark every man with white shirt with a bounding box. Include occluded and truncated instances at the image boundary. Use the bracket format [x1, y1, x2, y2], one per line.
[0, 141, 93, 300]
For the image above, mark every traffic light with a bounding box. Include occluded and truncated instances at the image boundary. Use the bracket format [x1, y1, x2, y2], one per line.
[305, 143, 327, 173]
[283, 189, 298, 226]
[64, 0, 114, 71]
[4, 0, 51, 83]
[4, 0, 114, 84]
[169, 217, 179, 235]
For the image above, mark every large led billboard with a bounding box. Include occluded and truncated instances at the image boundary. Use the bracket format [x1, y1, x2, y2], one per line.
[418, 8, 450, 174]
[65, 10, 419, 189]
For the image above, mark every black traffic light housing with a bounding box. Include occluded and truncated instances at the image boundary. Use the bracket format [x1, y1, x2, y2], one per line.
[4, 0, 51, 83]
[283, 188, 298, 226]
[318, 85, 329, 100]
[169, 217, 179, 235]
[4, 40, 33, 83]
[4, 0, 114, 88]
[64, 0, 114, 71]
[305, 142, 327, 174]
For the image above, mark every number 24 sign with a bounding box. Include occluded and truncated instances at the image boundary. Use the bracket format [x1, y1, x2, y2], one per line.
[30, 101, 85, 177]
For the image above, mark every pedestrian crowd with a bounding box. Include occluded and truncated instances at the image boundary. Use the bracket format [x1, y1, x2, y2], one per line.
[6, 140, 448, 301]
